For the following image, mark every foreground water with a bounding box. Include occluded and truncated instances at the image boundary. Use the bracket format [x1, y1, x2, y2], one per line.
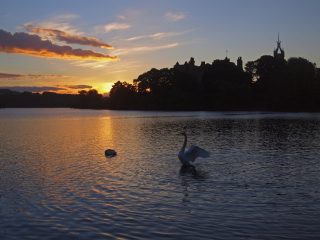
[0, 109, 320, 239]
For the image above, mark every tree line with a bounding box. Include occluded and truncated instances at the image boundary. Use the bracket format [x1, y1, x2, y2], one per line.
[1, 55, 319, 111]
[107, 55, 320, 111]
[0, 89, 108, 109]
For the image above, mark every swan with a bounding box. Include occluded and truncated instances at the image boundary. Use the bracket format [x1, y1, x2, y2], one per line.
[105, 149, 117, 156]
[178, 132, 210, 166]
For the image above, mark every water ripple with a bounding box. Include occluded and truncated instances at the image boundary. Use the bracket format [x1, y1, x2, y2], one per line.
[1, 110, 320, 239]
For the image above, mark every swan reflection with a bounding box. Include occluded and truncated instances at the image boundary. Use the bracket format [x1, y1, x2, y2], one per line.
[179, 165, 208, 180]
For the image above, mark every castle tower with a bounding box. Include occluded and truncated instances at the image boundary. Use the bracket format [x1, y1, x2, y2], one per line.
[189, 57, 195, 66]
[237, 57, 243, 70]
[274, 33, 285, 60]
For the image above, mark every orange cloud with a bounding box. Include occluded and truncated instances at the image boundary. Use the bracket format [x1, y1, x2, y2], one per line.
[25, 24, 114, 49]
[0, 29, 118, 61]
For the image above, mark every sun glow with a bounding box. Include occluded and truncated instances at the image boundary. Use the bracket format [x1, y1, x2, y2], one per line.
[100, 82, 115, 94]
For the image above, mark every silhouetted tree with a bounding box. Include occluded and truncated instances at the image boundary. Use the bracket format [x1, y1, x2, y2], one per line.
[202, 59, 252, 110]
[132, 68, 201, 110]
[41, 92, 76, 107]
[244, 60, 257, 81]
[0, 95, 4, 108]
[170, 68, 202, 110]
[0, 90, 78, 108]
[134, 68, 174, 94]
[246, 55, 319, 111]
[107, 81, 137, 110]
[5, 54, 319, 111]
[286, 57, 318, 110]
[73, 89, 103, 109]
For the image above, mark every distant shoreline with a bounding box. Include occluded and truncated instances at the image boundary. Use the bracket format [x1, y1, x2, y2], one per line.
[1, 106, 320, 114]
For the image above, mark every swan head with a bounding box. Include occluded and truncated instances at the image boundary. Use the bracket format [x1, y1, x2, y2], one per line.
[180, 132, 186, 136]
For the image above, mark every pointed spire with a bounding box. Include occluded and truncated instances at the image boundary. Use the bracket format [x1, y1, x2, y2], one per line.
[276, 32, 282, 49]
[274, 33, 285, 59]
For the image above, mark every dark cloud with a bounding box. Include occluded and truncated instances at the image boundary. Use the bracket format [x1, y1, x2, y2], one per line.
[0, 73, 25, 79]
[0, 29, 117, 61]
[1, 85, 92, 93]
[59, 85, 92, 89]
[0, 86, 67, 92]
[27, 74, 66, 79]
[25, 25, 114, 49]
[0, 72, 70, 80]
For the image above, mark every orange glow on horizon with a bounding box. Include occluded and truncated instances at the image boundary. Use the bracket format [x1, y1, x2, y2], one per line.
[99, 82, 115, 94]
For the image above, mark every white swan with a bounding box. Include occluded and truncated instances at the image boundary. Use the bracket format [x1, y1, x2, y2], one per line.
[178, 132, 210, 166]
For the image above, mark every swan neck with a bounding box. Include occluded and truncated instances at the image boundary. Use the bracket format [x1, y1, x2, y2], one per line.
[182, 134, 187, 150]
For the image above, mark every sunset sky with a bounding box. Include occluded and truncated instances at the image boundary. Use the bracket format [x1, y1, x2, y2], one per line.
[1, 0, 320, 95]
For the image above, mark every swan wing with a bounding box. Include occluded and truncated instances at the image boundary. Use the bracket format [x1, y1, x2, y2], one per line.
[185, 145, 210, 162]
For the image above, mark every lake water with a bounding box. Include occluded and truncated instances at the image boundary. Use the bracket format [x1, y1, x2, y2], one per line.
[1, 109, 320, 239]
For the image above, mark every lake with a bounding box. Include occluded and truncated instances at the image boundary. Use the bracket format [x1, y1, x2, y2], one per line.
[1, 108, 320, 239]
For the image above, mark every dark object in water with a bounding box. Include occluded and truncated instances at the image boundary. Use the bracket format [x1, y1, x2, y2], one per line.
[105, 149, 117, 156]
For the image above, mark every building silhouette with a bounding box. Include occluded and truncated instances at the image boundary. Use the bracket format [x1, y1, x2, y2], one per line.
[174, 34, 284, 78]
[274, 33, 285, 59]
[237, 57, 243, 70]
[174, 56, 243, 81]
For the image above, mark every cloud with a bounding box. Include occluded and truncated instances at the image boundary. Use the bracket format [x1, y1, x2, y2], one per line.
[0, 86, 67, 92]
[104, 22, 131, 32]
[26, 14, 83, 36]
[60, 85, 92, 89]
[71, 59, 138, 73]
[35, 21, 83, 36]
[0, 72, 72, 80]
[126, 30, 194, 41]
[25, 25, 114, 49]
[117, 15, 126, 19]
[0, 73, 25, 79]
[70, 60, 110, 68]
[27, 74, 69, 79]
[52, 13, 80, 20]
[0, 29, 118, 61]
[1, 84, 92, 93]
[113, 42, 179, 55]
[165, 12, 186, 22]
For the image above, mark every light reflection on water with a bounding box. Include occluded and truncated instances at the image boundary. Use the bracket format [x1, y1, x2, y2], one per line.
[1, 109, 320, 239]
